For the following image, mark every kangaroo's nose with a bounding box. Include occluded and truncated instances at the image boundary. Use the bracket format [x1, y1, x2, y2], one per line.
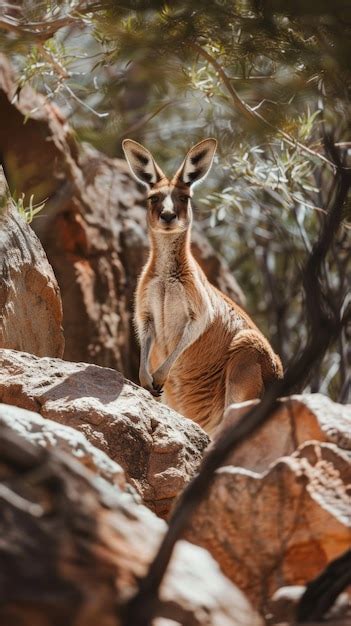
[160, 211, 176, 224]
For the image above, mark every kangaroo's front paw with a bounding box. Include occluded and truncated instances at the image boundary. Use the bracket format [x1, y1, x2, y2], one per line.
[152, 367, 167, 390]
[151, 383, 163, 397]
[140, 369, 163, 398]
[150, 367, 168, 397]
[139, 369, 153, 391]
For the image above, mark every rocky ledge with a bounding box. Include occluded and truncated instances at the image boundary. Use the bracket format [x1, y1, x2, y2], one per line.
[0, 348, 209, 518]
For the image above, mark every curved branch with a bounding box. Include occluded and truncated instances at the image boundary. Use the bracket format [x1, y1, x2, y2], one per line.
[0, 2, 102, 41]
[119, 100, 177, 139]
[189, 42, 336, 171]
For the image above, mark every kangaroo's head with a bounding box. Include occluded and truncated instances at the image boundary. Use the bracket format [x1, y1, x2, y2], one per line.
[122, 138, 217, 234]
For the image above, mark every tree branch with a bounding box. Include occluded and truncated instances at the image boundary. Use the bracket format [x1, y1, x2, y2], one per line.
[119, 100, 177, 140]
[189, 42, 336, 171]
[0, 2, 103, 41]
[297, 549, 351, 622]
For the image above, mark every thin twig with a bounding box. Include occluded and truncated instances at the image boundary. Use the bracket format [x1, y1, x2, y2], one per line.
[37, 43, 70, 79]
[189, 42, 336, 171]
[64, 83, 108, 118]
[0, 2, 103, 40]
[119, 100, 177, 139]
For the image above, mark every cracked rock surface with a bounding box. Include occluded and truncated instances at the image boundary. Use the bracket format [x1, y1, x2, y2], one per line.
[0, 348, 209, 517]
[214, 393, 351, 472]
[0, 402, 127, 491]
[186, 440, 351, 613]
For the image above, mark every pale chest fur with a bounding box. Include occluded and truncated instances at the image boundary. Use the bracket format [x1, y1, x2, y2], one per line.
[146, 276, 193, 357]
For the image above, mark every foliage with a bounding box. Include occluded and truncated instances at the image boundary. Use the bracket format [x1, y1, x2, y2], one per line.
[0, 0, 350, 400]
[12, 193, 46, 224]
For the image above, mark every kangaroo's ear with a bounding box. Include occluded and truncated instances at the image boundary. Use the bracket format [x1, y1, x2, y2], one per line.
[122, 139, 165, 188]
[174, 138, 217, 186]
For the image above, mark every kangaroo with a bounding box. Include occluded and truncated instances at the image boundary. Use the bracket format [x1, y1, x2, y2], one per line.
[122, 138, 283, 435]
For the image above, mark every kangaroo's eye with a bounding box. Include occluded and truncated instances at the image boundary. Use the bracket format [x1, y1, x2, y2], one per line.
[180, 195, 189, 202]
[150, 195, 159, 204]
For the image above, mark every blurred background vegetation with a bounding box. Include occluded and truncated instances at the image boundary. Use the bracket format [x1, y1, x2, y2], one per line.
[1, 0, 350, 401]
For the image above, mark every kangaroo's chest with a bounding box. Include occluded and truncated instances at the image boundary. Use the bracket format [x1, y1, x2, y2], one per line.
[147, 277, 190, 353]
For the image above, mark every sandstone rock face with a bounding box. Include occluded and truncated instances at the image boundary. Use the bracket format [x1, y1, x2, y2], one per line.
[0, 174, 64, 358]
[186, 441, 351, 612]
[0, 420, 262, 626]
[0, 55, 244, 382]
[214, 394, 351, 472]
[0, 349, 209, 517]
[0, 402, 126, 490]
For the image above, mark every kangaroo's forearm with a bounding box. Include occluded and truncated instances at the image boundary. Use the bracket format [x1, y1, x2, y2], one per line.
[138, 322, 154, 387]
[152, 320, 196, 385]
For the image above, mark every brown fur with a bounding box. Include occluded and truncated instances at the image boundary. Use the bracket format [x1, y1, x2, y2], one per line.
[123, 138, 283, 435]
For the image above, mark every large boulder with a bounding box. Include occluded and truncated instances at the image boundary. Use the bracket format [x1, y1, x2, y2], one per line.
[213, 394, 351, 472]
[0, 403, 126, 491]
[186, 441, 351, 613]
[0, 54, 244, 382]
[0, 170, 64, 358]
[0, 420, 262, 626]
[0, 348, 209, 517]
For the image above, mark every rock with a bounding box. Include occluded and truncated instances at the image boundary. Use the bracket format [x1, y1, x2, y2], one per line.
[267, 585, 350, 625]
[0, 170, 64, 358]
[186, 441, 351, 612]
[267, 585, 306, 624]
[0, 420, 262, 626]
[0, 349, 209, 517]
[0, 55, 244, 382]
[213, 394, 351, 472]
[0, 403, 127, 490]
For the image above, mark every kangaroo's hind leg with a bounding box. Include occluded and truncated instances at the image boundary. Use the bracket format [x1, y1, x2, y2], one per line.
[224, 350, 264, 409]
